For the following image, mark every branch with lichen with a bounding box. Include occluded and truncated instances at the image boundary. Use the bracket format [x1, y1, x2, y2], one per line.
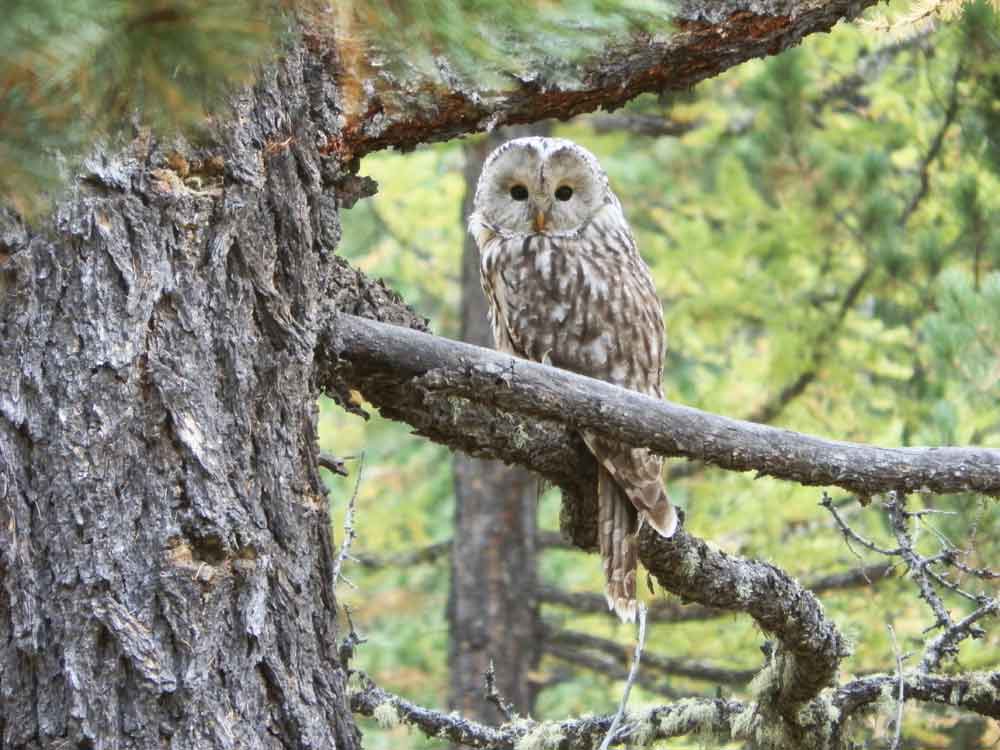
[347, 669, 1000, 749]
[349, 671, 741, 749]
[320, 312, 1000, 727]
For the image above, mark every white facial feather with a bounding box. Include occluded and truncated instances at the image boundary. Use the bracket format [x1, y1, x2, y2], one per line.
[470, 137, 612, 236]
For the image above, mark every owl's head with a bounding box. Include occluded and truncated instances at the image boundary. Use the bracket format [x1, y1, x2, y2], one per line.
[472, 137, 612, 236]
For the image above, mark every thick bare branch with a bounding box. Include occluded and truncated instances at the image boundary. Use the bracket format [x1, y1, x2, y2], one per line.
[327, 314, 1000, 498]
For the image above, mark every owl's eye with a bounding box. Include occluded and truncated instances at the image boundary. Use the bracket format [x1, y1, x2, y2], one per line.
[510, 184, 529, 201]
[555, 185, 574, 201]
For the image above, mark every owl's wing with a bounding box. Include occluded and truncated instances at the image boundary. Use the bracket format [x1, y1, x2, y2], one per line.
[471, 214, 519, 357]
[583, 433, 676, 538]
[481, 271, 522, 357]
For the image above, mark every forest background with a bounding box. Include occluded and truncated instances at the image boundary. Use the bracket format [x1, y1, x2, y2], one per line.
[324, 4, 1000, 748]
[2, 1, 998, 748]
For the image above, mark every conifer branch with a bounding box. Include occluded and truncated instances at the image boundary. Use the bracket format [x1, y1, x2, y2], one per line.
[348, 670, 1000, 748]
[323, 1, 881, 159]
[326, 313, 1000, 498]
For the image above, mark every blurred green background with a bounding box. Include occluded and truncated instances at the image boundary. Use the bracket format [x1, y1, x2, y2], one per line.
[321, 4, 1000, 748]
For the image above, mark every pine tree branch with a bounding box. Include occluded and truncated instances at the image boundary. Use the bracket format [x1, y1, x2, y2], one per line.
[326, 313, 1000, 499]
[321, 1, 881, 159]
[814, 29, 933, 114]
[898, 58, 963, 228]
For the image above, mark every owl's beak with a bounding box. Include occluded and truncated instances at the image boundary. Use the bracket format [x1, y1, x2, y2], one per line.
[533, 208, 546, 233]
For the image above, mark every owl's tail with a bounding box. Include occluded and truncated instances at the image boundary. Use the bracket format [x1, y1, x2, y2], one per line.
[598, 467, 640, 624]
[598, 470, 677, 624]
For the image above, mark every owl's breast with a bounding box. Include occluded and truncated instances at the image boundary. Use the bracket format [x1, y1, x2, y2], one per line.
[481, 232, 662, 393]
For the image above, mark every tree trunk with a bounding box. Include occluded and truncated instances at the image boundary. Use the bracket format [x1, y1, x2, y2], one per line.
[0, 46, 420, 749]
[448, 130, 545, 725]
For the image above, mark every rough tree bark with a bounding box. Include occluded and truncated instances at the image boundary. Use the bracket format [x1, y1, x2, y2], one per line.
[1, 2, 886, 748]
[0, 45, 423, 750]
[448, 128, 545, 725]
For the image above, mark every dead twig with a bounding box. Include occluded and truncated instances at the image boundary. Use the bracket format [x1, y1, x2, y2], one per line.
[332, 453, 365, 588]
[885, 493, 953, 632]
[339, 604, 367, 667]
[318, 451, 350, 477]
[920, 600, 999, 673]
[485, 660, 516, 723]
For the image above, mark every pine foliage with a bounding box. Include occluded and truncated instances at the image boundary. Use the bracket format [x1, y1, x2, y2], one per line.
[1, 0, 282, 212]
[2, 0, 678, 213]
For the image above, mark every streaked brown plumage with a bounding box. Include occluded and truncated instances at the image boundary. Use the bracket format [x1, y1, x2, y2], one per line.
[469, 137, 676, 622]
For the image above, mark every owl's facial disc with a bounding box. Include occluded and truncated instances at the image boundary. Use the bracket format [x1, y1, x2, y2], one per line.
[474, 137, 608, 236]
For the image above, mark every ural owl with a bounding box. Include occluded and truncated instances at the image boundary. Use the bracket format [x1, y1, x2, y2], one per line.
[469, 136, 677, 623]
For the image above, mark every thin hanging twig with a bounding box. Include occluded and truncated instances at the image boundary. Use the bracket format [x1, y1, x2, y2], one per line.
[599, 603, 647, 750]
[886, 623, 905, 750]
[332, 452, 366, 588]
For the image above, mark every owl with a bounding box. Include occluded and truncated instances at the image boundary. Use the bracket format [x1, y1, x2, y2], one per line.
[469, 136, 677, 623]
